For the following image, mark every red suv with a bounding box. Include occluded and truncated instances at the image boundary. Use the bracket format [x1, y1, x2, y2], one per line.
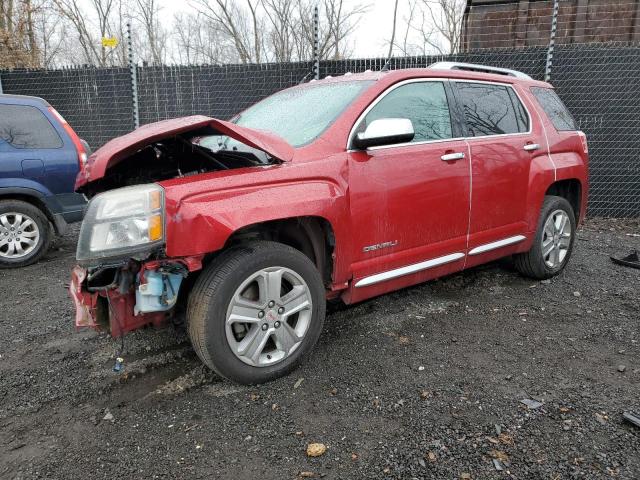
[69, 62, 588, 384]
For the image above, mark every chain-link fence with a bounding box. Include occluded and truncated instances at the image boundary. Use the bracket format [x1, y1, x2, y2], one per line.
[136, 62, 314, 125]
[0, 43, 638, 217]
[0, 66, 133, 148]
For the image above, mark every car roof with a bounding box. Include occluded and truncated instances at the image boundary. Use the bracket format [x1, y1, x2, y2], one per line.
[0, 94, 50, 107]
[316, 66, 551, 88]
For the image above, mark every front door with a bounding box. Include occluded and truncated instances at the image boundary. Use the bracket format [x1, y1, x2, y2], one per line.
[347, 80, 471, 300]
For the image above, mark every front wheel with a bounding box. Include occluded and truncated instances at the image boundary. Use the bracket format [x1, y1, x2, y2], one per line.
[187, 241, 326, 384]
[514, 195, 576, 280]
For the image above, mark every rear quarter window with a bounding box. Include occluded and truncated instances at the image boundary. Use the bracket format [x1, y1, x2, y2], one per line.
[0, 104, 63, 149]
[530, 87, 577, 131]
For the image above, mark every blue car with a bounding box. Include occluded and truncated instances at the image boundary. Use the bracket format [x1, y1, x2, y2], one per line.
[0, 94, 88, 268]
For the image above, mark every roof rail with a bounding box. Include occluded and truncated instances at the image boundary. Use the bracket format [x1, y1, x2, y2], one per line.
[428, 62, 532, 80]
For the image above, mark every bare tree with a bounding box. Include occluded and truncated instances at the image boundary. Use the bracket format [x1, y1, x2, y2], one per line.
[323, 0, 367, 59]
[394, 0, 419, 56]
[387, 0, 399, 60]
[134, 0, 166, 65]
[190, 0, 367, 63]
[261, 0, 297, 62]
[52, 0, 118, 66]
[172, 11, 236, 64]
[191, 0, 263, 63]
[34, 1, 67, 67]
[415, 0, 465, 54]
[2, 0, 372, 68]
[0, 0, 44, 68]
[295, 0, 368, 61]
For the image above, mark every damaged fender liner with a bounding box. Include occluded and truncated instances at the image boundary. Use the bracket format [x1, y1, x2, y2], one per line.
[69, 257, 203, 337]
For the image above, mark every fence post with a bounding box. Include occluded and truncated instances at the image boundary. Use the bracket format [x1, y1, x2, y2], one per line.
[313, 4, 320, 80]
[0, 73, 3, 94]
[126, 21, 140, 129]
[544, 0, 559, 82]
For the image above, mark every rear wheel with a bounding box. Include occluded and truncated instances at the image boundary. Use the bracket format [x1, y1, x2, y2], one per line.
[0, 200, 52, 269]
[187, 241, 326, 384]
[514, 195, 576, 280]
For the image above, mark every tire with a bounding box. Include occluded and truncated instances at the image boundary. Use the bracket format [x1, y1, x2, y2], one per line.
[0, 200, 52, 269]
[187, 241, 326, 384]
[514, 195, 576, 280]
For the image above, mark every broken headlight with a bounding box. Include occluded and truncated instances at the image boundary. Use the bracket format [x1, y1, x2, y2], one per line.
[77, 184, 165, 265]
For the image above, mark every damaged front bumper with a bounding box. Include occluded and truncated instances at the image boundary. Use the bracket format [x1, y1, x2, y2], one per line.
[69, 257, 202, 337]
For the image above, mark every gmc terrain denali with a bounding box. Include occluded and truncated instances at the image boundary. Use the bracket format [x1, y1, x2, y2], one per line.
[69, 63, 588, 384]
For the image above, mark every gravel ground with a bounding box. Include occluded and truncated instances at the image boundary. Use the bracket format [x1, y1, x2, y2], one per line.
[0, 219, 639, 480]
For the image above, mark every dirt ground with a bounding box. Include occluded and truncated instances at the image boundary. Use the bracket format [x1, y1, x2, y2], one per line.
[0, 218, 638, 480]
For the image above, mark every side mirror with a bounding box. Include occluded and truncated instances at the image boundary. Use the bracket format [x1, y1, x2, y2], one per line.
[353, 118, 415, 150]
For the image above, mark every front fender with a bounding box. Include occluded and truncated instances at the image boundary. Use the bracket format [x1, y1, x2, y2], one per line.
[162, 159, 351, 284]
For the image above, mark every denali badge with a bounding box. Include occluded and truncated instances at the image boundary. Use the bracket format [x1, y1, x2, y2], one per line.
[363, 240, 398, 252]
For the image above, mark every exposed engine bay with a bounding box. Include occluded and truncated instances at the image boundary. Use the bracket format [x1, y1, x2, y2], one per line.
[79, 131, 273, 198]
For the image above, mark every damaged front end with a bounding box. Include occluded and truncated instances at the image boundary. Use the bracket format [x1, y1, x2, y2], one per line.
[68, 115, 295, 337]
[70, 258, 201, 337]
[69, 181, 202, 336]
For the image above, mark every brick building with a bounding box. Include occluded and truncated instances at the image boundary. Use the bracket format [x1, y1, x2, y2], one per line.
[461, 0, 640, 50]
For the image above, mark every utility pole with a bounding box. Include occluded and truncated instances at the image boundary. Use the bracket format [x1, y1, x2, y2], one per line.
[545, 0, 559, 82]
[127, 21, 140, 129]
[313, 4, 320, 80]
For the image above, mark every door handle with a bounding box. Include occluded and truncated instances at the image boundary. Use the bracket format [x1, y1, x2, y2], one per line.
[441, 152, 465, 161]
[523, 143, 540, 151]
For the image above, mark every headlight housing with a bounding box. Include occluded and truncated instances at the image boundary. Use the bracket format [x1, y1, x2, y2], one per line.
[77, 184, 165, 265]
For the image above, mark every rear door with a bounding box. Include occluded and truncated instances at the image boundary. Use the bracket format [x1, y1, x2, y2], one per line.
[347, 79, 471, 299]
[452, 81, 545, 260]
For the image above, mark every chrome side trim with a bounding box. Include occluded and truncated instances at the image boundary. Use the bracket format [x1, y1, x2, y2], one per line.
[346, 78, 533, 151]
[348, 135, 466, 153]
[468, 235, 526, 256]
[354, 252, 465, 288]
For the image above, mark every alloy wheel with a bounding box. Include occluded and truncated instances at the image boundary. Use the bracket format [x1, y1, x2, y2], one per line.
[0, 212, 40, 259]
[542, 209, 572, 268]
[225, 266, 313, 367]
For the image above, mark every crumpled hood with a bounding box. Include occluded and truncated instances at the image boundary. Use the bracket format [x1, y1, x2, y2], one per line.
[75, 115, 294, 190]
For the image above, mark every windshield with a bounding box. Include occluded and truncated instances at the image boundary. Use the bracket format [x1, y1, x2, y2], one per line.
[196, 80, 373, 156]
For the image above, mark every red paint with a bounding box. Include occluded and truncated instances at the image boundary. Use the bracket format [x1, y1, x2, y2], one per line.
[104, 289, 166, 337]
[71, 68, 588, 336]
[69, 262, 172, 336]
[69, 266, 97, 329]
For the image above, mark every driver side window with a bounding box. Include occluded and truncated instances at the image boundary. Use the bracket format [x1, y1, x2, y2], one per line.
[358, 81, 453, 144]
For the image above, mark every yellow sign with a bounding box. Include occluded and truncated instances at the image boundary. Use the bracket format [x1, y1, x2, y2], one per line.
[101, 37, 119, 48]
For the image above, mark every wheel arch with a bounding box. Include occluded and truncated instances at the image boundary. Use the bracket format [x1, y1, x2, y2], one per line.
[0, 188, 62, 234]
[545, 179, 582, 222]
[223, 216, 336, 288]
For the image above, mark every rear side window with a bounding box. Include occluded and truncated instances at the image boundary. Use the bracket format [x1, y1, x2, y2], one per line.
[530, 87, 577, 131]
[359, 81, 453, 143]
[0, 104, 62, 149]
[455, 82, 529, 136]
